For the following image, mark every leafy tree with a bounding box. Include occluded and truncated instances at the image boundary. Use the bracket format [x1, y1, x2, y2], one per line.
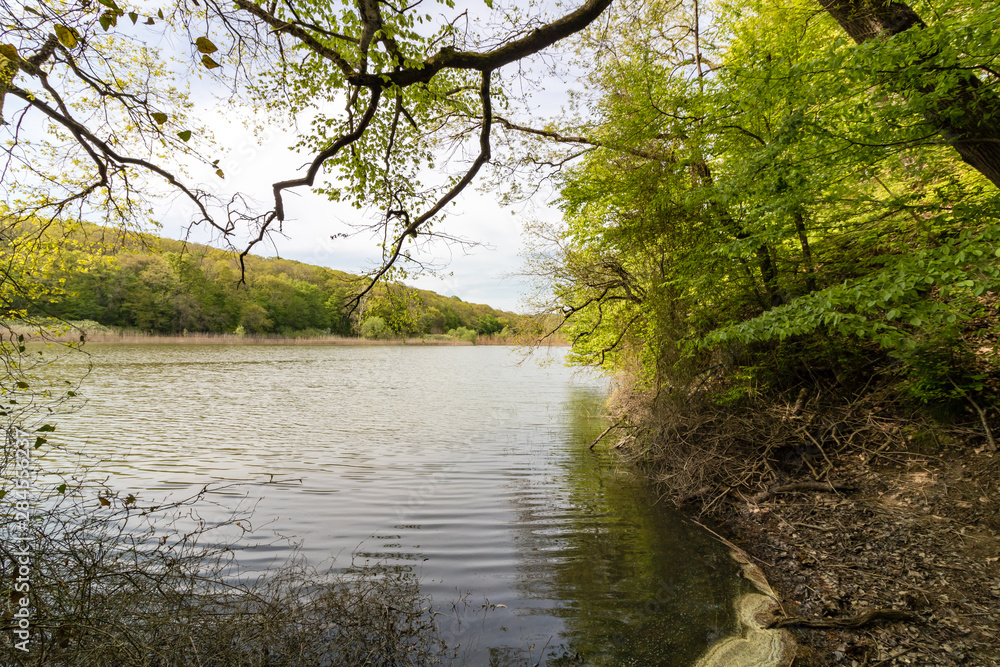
[817, 0, 1000, 187]
[364, 284, 422, 336]
[239, 303, 272, 334]
[360, 316, 388, 339]
[419, 307, 447, 335]
[1, 0, 614, 294]
[475, 313, 507, 335]
[521, 0, 1000, 410]
[325, 288, 356, 336]
[120, 255, 179, 331]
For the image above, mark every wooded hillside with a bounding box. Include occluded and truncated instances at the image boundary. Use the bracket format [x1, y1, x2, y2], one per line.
[20, 222, 525, 338]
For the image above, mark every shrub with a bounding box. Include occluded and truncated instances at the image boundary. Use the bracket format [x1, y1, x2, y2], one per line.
[445, 326, 477, 343]
[360, 316, 388, 339]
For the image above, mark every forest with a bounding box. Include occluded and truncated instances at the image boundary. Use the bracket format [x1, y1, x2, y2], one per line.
[2, 0, 999, 662]
[15, 223, 521, 339]
[534, 0, 1000, 452]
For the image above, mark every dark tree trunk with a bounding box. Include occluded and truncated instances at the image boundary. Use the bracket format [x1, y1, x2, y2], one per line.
[756, 244, 783, 308]
[818, 0, 1000, 189]
[793, 209, 817, 292]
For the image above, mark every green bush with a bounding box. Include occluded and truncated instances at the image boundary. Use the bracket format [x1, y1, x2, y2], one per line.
[445, 327, 477, 343]
[360, 316, 388, 339]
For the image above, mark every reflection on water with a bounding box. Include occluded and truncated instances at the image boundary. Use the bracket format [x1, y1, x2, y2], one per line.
[43, 344, 737, 665]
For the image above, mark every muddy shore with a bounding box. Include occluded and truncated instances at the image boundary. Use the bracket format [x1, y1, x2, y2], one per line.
[718, 446, 1000, 665]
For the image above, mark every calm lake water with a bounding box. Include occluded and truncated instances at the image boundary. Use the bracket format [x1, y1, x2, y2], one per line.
[44, 344, 739, 665]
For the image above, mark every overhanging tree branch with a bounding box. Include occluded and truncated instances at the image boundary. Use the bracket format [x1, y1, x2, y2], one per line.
[352, 69, 494, 306]
[8, 86, 219, 229]
[495, 117, 669, 161]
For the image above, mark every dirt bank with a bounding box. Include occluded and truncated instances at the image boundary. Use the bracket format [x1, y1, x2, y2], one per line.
[719, 445, 1000, 665]
[613, 385, 1000, 665]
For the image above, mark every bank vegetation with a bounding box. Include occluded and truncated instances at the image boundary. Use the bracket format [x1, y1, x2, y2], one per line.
[521, 0, 1000, 662]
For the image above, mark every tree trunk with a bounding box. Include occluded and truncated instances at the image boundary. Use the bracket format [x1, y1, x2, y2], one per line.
[818, 0, 1000, 189]
[793, 209, 817, 292]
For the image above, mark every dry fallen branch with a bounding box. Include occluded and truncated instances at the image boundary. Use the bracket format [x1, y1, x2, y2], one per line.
[767, 607, 918, 630]
[750, 481, 856, 504]
[589, 421, 624, 450]
[605, 377, 925, 511]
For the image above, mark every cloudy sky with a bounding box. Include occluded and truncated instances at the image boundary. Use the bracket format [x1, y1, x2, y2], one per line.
[160, 148, 560, 314]
[152, 8, 581, 315]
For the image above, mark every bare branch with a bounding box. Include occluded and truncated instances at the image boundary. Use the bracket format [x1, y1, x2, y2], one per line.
[495, 117, 669, 161]
[352, 69, 494, 305]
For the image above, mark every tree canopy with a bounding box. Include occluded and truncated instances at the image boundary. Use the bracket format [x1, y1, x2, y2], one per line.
[0, 0, 616, 296]
[3, 0, 998, 287]
[2, 0, 999, 406]
[518, 0, 999, 413]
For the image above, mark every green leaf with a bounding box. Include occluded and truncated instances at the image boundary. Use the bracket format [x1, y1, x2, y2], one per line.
[56, 484, 67, 493]
[15, 380, 28, 389]
[129, 10, 138, 23]
[152, 112, 168, 124]
[157, 8, 164, 19]
[38, 424, 55, 432]
[177, 130, 192, 142]
[215, 168, 224, 179]
[54, 24, 80, 49]
[201, 54, 221, 69]
[99, 14, 113, 30]
[34, 436, 46, 448]
[195, 36, 218, 54]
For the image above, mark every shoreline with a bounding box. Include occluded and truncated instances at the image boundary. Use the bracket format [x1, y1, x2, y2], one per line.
[70, 333, 472, 346]
[712, 443, 999, 665]
[608, 388, 1000, 665]
[20, 332, 568, 347]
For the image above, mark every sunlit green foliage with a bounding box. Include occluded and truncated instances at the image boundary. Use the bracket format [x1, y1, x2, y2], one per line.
[359, 316, 388, 339]
[19, 221, 520, 338]
[542, 0, 1000, 409]
[445, 326, 477, 343]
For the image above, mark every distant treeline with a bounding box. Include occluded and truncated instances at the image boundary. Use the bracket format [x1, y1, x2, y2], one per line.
[25, 223, 535, 339]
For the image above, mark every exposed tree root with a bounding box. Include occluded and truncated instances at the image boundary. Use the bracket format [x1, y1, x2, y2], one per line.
[767, 608, 918, 630]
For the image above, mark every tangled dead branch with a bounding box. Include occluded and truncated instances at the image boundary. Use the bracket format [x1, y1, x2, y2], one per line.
[604, 376, 953, 514]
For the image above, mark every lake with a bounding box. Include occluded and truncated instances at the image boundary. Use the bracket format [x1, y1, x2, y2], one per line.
[43, 343, 740, 665]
